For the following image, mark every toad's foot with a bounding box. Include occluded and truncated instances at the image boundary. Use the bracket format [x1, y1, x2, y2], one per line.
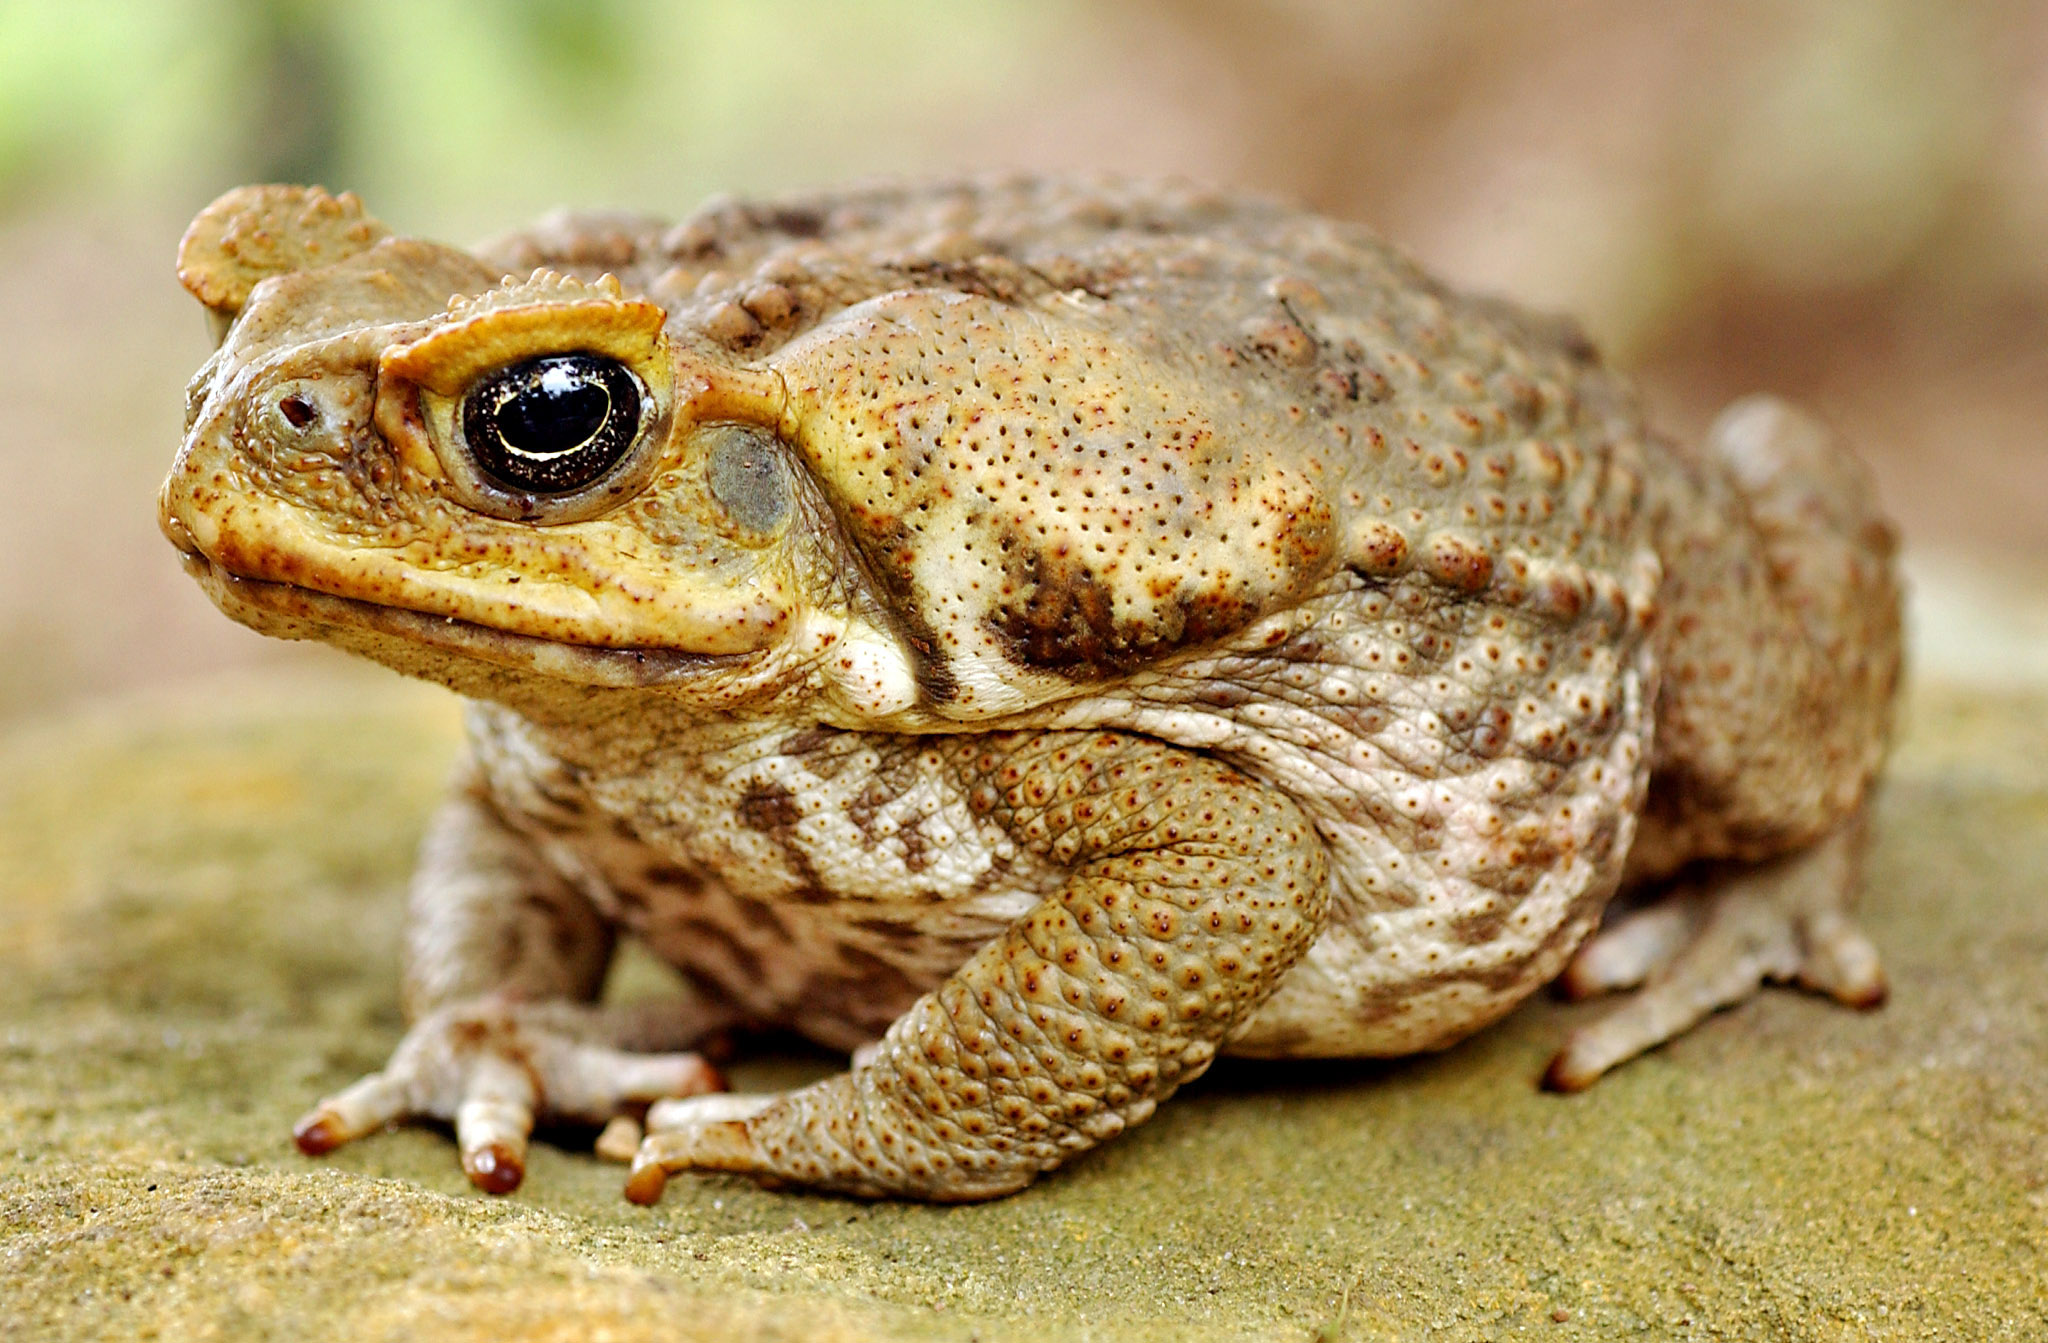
[293, 998, 725, 1194]
[1544, 818, 1884, 1091]
[623, 1094, 781, 1202]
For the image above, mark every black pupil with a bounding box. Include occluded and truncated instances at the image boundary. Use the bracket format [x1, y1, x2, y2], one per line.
[500, 366, 609, 453]
[461, 353, 640, 495]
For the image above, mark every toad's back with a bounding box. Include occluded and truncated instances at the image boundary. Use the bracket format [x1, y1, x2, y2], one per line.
[485, 179, 1666, 695]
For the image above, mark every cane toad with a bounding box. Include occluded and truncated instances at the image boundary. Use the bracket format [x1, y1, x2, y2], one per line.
[160, 179, 1900, 1202]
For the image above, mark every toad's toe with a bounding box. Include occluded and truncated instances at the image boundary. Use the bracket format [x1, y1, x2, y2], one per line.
[1544, 819, 1884, 1091]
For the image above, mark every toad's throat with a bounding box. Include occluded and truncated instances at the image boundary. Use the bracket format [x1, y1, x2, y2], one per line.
[177, 551, 735, 688]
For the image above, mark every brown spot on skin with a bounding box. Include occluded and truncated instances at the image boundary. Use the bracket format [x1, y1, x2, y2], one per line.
[843, 517, 960, 704]
[898, 822, 931, 873]
[733, 780, 836, 897]
[991, 545, 1120, 676]
[639, 864, 704, 897]
[843, 776, 895, 844]
[1243, 316, 1318, 366]
[523, 809, 587, 840]
[904, 627, 963, 704]
[731, 898, 788, 939]
[1272, 496, 1339, 576]
[1450, 904, 1511, 947]
[666, 915, 769, 986]
[1423, 532, 1495, 592]
[527, 772, 589, 816]
[1465, 705, 1514, 759]
[447, 1015, 499, 1051]
[1380, 877, 1613, 1015]
[892, 256, 1037, 304]
[802, 952, 923, 1040]
[989, 532, 1265, 678]
[673, 962, 738, 1010]
[854, 916, 935, 947]
[1315, 367, 1359, 401]
[1534, 571, 1589, 622]
[516, 891, 587, 962]
[738, 783, 802, 834]
[607, 882, 655, 930]
[1195, 683, 1254, 709]
[1352, 521, 1411, 576]
[762, 205, 826, 238]
[779, 725, 838, 765]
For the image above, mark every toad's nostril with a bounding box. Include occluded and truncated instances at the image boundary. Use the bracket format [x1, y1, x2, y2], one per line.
[278, 393, 318, 429]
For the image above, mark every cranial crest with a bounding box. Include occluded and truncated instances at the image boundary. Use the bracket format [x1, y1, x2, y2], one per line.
[177, 184, 390, 325]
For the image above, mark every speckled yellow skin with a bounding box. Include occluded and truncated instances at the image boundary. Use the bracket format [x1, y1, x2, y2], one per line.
[161, 180, 1900, 1202]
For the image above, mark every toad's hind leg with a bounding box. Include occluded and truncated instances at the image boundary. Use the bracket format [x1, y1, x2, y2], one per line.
[1543, 815, 1885, 1090]
[624, 731, 1330, 1203]
[1544, 395, 1900, 1091]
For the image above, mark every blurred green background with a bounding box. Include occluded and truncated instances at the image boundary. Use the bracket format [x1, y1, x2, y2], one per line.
[3, 0, 2045, 720]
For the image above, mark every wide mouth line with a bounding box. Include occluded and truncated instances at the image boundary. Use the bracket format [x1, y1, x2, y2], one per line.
[183, 553, 732, 687]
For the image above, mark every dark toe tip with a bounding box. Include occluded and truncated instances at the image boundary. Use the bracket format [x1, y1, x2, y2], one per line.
[293, 1114, 342, 1156]
[1551, 974, 1594, 1003]
[1540, 1051, 1595, 1093]
[466, 1144, 525, 1195]
[623, 1164, 669, 1206]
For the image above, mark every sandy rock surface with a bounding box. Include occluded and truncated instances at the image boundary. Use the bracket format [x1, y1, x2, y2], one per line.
[3, 666, 2046, 1341]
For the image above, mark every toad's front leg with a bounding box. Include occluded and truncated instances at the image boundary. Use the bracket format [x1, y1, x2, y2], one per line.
[624, 730, 1331, 1202]
[293, 759, 729, 1193]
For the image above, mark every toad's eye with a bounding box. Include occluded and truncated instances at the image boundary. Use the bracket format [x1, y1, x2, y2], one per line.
[460, 353, 642, 495]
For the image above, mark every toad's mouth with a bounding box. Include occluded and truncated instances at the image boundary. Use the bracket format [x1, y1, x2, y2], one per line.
[175, 550, 734, 689]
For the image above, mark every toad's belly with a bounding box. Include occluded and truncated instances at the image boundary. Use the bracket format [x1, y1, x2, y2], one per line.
[486, 763, 1637, 1061]
[599, 861, 1603, 1059]
[509, 803, 1067, 1052]
[1225, 882, 1609, 1058]
[506, 741, 1592, 1059]
[610, 867, 1045, 1052]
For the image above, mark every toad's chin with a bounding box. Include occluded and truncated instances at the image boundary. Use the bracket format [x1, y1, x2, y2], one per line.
[176, 550, 736, 691]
